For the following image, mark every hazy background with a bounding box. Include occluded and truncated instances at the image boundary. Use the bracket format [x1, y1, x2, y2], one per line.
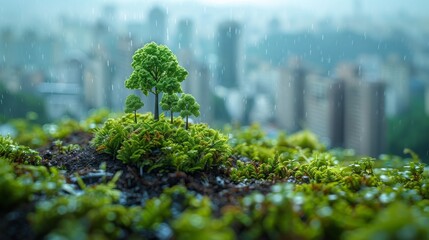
[1, 0, 429, 159]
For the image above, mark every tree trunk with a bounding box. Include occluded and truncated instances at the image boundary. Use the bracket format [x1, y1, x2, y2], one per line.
[170, 110, 173, 123]
[154, 89, 159, 121]
[185, 115, 189, 130]
[134, 111, 137, 123]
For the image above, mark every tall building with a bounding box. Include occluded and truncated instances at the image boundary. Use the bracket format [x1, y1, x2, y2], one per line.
[304, 74, 344, 147]
[216, 21, 241, 89]
[38, 55, 87, 120]
[176, 18, 194, 51]
[84, 56, 109, 109]
[182, 61, 213, 123]
[148, 6, 167, 44]
[111, 35, 134, 112]
[381, 54, 411, 117]
[339, 64, 386, 157]
[245, 62, 279, 125]
[276, 58, 306, 132]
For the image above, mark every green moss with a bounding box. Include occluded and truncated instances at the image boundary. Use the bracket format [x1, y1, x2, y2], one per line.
[0, 157, 64, 211]
[0, 135, 41, 165]
[92, 113, 231, 173]
[4, 110, 429, 239]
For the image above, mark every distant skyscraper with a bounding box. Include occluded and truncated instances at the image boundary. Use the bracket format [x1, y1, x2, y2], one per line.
[39, 56, 86, 120]
[340, 64, 386, 157]
[84, 57, 109, 109]
[305, 74, 344, 147]
[216, 21, 241, 89]
[174, 18, 212, 123]
[176, 18, 193, 51]
[382, 54, 411, 117]
[148, 6, 167, 44]
[182, 61, 213, 123]
[276, 58, 306, 132]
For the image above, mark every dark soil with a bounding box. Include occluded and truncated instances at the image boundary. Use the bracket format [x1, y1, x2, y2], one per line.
[38, 131, 277, 211]
[1, 131, 286, 239]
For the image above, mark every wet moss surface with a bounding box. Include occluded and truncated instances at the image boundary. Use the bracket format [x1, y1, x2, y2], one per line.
[2, 115, 429, 240]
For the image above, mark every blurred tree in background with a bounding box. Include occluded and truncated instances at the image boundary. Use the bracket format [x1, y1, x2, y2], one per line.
[388, 95, 429, 162]
[0, 82, 47, 124]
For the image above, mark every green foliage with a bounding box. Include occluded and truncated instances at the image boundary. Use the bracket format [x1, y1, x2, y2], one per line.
[125, 42, 188, 120]
[287, 130, 326, 151]
[345, 202, 429, 240]
[91, 116, 137, 158]
[387, 95, 429, 162]
[53, 140, 81, 154]
[29, 182, 132, 239]
[161, 93, 180, 123]
[0, 82, 48, 123]
[172, 197, 234, 240]
[0, 135, 41, 165]
[177, 93, 200, 130]
[228, 124, 327, 182]
[8, 109, 113, 149]
[162, 124, 231, 172]
[125, 94, 144, 123]
[4, 106, 429, 239]
[0, 157, 64, 211]
[92, 113, 231, 173]
[226, 189, 313, 239]
[125, 94, 144, 113]
[9, 118, 50, 147]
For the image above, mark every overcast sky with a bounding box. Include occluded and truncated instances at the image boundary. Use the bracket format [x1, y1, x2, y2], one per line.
[1, 0, 428, 32]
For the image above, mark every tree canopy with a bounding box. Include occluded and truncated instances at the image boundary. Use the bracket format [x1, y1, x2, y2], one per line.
[161, 93, 180, 123]
[125, 42, 188, 120]
[125, 94, 144, 123]
[177, 94, 200, 129]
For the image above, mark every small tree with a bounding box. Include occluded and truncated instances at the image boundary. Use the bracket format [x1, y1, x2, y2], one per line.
[177, 94, 200, 130]
[125, 94, 144, 123]
[125, 42, 188, 121]
[161, 93, 179, 123]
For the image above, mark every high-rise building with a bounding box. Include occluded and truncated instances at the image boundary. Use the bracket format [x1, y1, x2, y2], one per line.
[84, 57, 109, 109]
[176, 18, 194, 51]
[182, 61, 213, 123]
[38, 56, 86, 120]
[304, 74, 344, 147]
[276, 58, 306, 132]
[381, 54, 411, 117]
[339, 64, 386, 157]
[111, 35, 134, 112]
[216, 21, 241, 89]
[174, 18, 212, 123]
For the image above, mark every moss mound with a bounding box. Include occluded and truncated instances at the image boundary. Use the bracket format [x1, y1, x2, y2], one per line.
[91, 113, 231, 173]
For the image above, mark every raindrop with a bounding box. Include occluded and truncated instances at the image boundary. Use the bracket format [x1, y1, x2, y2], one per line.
[317, 206, 332, 217]
[270, 193, 283, 204]
[328, 194, 337, 201]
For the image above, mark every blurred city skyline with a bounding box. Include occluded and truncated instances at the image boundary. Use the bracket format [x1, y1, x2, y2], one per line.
[1, 1, 429, 158]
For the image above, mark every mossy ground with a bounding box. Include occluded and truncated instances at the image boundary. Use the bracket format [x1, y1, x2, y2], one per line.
[2, 112, 429, 239]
